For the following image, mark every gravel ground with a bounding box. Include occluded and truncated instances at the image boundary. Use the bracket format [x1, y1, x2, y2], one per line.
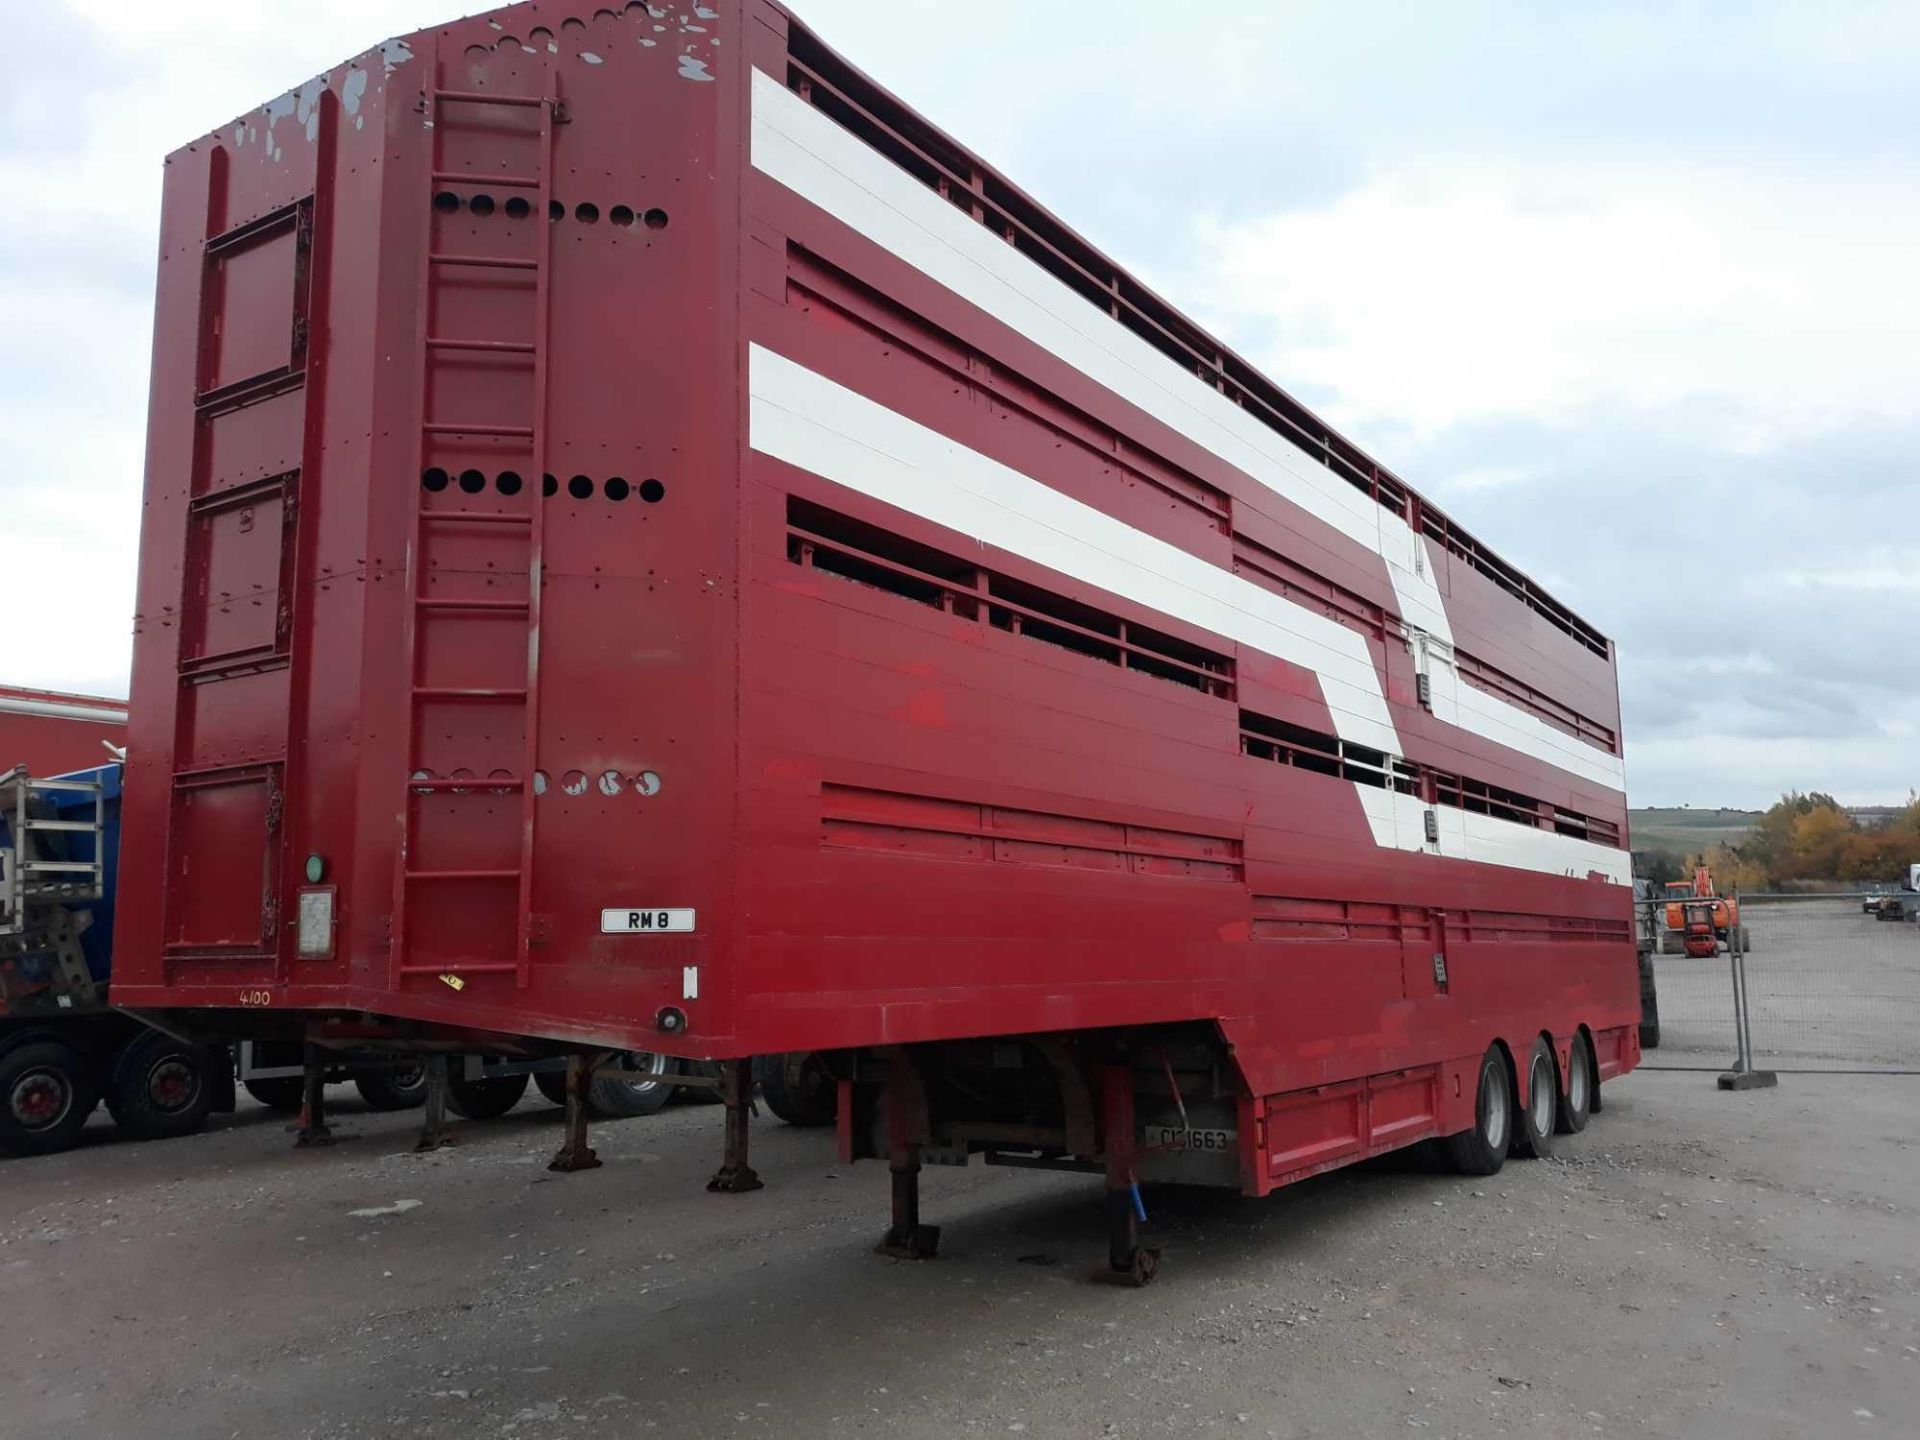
[3, 1069, 1916, 1440]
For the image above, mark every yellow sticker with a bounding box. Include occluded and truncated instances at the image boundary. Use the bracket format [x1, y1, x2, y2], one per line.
[439, 973, 467, 991]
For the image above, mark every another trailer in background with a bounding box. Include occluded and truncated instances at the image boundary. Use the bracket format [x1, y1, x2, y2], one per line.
[0, 687, 128, 777]
[0, 764, 233, 1155]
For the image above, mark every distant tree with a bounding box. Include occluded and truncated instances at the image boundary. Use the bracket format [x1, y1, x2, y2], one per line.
[1633, 848, 1686, 886]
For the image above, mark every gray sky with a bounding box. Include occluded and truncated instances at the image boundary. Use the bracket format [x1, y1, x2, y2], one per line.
[4, 1, 1915, 807]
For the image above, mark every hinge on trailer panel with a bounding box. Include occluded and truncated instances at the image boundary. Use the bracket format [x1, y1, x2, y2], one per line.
[1415, 672, 1432, 709]
[1423, 808, 1439, 845]
[529, 914, 552, 946]
[1432, 952, 1448, 986]
[265, 790, 284, 834]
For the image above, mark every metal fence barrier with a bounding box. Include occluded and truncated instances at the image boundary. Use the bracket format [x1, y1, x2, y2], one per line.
[1642, 892, 1920, 1076]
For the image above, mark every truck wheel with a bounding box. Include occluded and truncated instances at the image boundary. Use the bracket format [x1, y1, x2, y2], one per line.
[0, 1040, 98, 1156]
[756, 1052, 837, 1127]
[354, 1063, 429, 1111]
[445, 1071, 529, 1119]
[533, 1070, 570, 1107]
[243, 1076, 308, 1112]
[1442, 1046, 1511, 1177]
[1511, 1037, 1558, 1160]
[1639, 955, 1661, 1051]
[107, 1032, 215, 1142]
[1555, 1034, 1593, 1135]
[588, 1052, 678, 1118]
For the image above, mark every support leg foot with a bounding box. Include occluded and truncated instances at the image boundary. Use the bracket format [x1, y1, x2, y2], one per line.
[413, 1053, 456, 1153]
[294, 1043, 334, 1148]
[877, 1159, 939, 1258]
[706, 1058, 762, 1193]
[548, 1055, 602, 1172]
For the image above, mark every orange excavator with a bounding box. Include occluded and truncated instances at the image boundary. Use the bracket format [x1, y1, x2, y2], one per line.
[1661, 865, 1747, 954]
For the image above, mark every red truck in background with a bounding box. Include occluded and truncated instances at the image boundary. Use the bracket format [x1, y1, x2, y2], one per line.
[108, 1, 1639, 1279]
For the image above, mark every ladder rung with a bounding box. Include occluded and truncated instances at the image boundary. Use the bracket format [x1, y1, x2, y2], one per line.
[420, 511, 533, 527]
[415, 597, 532, 613]
[428, 253, 537, 271]
[411, 687, 529, 700]
[21, 861, 99, 873]
[434, 90, 545, 109]
[406, 777, 526, 792]
[432, 171, 542, 189]
[21, 819, 98, 833]
[405, 868, 522, 881]
[427, 337, 536, 354]
[422, 422, 534, 438]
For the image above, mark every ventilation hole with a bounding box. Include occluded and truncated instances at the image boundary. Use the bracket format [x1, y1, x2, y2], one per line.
[561, 15, 587, 31]
[643, 207, 669, 230]
[496, 35, 520, 51]
[597, 769, 624, 796]
[410, 768, 436, 794]
[532, 769, 549, 796]
[529, 25, 555, 44]
[432, 191, 461, 213]
[638, 478, 665, 503]
[593, 7, 619, 20]
[488, 768, 516, 796]
[634, 770, 662, 797]
[464, 43, 491, 57]
[422, 467, 450, 492]
[496, 470, 524, 496]
[469, 193, 496, 217]
[458, 469, 487, 494]
[561, 769, 589, 797]
[568, 475, 594, 500]
[504, 196, 531, 220]
[604, 477, 630, 501]
[549, 199, 565, 221]
[448, 766, 476, 796]
[575, 202, 600, 224]
[542, 473, 558, 497]
[609, 204, 635, 227]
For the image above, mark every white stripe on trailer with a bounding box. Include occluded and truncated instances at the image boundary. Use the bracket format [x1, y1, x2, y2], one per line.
[749, 69, 1624, 796]
[750, 345, 1628, 884]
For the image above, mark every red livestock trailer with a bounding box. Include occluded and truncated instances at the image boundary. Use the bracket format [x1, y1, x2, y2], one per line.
[0, 686, 127, 776]
[112, 1, 1638, 1278]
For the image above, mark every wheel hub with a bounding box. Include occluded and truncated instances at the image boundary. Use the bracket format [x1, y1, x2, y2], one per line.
[1530, 1056, 1555, 1132]
[1482, 1064, 1509, 1152]
[148, 1059, 198, 1113]
[11, 1071, 71, 1130]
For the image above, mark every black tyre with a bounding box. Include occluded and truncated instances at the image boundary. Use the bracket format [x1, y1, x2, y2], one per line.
[1555, 1034, 1593, 1136]
[353, 1063, 429, 1111]
[756, 1051, 837, 1127]
[444, 1070, 529, 1119]
[1639, 953, 1661, 1050]
[1442, 1045, 1511, 1177]
[0, 1039, 99, 1156]
[588, 1052, 678, 1118]
[107, 1032, 216, 1142]
[533, 1069, 571, 1107]
[1511, 1036, 1558, 1160]
[243, 1076, 308, 1112]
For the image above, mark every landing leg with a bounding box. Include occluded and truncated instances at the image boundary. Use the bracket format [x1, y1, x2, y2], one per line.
[294, 1043, 334, 1148]
[876, 1050, 938, 1258]
[706, 1058, 763, 1193]
[414, 1053, 455, 1153]
[549, 1055, 602, 1172]
[1101, 1062, 1157, 1285]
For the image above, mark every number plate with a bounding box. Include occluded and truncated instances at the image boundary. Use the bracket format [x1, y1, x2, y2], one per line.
[601, 907, 695, 934]
[1142, 1124, 1236, 1153]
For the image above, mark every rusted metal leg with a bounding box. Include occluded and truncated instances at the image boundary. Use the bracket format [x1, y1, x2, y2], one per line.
[548, 1055, 603, 1172]
[414, 1053, 455, 1152]
[706, 1058, 763, 1193]
[1101, 1062, 1157, 1285]
[294, 1043, 334, 1148]
[877, 1051, 938, 1258]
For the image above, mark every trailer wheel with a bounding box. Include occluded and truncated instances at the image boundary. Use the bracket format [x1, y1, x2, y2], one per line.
[588, 1052, 678, 1118]
[353, 1063, 429, 1112]
[445, 1071, 529, 1120]
[1638, 953, 1661, 1051]
[756, 1051, 837, 1127]
[1511, 1037, 1558, 1160]
[0, 1039, 97, 1156]
[1554, 1034, 1593, 1136]
[243, 1077, 308, 1112]
[1442, 1046, 1511, 1177]
[533, 1070, 570, 1107]
[106, 1032, 215, 1142]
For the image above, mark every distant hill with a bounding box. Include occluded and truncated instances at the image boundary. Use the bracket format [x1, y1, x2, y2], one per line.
[1629, 807, 1757, 856]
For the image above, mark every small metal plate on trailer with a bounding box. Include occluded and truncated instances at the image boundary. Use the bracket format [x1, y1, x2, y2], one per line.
[1143, 1124, 1236, 1153]
[296, 887, 335, 958]
[601, 907, 695, 934]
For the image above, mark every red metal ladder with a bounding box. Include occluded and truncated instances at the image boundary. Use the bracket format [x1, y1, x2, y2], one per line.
[391, 75, 559, 989]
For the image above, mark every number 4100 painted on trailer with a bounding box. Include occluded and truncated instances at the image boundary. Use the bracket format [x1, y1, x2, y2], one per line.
[601, 908, 696, 934]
